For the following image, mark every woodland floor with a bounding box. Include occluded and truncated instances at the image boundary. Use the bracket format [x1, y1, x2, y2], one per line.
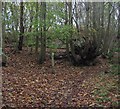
[2, 47, 119, 108]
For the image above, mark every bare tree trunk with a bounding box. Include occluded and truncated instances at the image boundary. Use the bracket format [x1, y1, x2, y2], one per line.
[96, 3, 103, 53]
[27, 8, 34, 54]
[93, 2, 97, 30]
[18, 1, 24, 50]
[103, 3, 112, 54]
[0, 2, 2, 106]
[2, 2, 6, 50]
[35, 2, 39, 54]
[117, 3, 120, 63]
[28, 10, 33, 32]
[92, 2, 98, 46]
[10, 3, 14, 32]
[0, 1, 2, 49]
[118, 3, 120, 39]
[65, 2, 71, 61]
[101, 2, 104, 39]
[73, 2, 79, 34]
[85, 2, 89, 29]
[68, 2, 77, 62]
[14, 4, 19, 32]
[39, 2, 46, 64]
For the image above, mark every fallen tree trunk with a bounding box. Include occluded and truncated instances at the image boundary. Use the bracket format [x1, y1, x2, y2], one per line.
[54, 52, 67, 60]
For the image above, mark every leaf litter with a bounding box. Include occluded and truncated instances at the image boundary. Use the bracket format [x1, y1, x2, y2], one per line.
[2, 48, 119, 108]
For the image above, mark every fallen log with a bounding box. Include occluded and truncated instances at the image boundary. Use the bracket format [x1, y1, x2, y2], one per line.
[54, 52, 67, 60]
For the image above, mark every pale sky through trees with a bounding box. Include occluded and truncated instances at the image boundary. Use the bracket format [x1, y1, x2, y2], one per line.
[1, 0, 119, 2]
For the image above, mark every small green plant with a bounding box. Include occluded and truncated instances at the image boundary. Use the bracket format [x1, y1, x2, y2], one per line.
[94, 88, 110, 103]
[96, 97, 111, 103]
[99, 91, 108, 97]
[112, 101, 119, 107]
[110, 64, 119, 75]
[92, 73, 119, 106]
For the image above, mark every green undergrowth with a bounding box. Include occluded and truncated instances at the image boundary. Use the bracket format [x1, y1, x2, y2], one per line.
[92, 72, 119, 107]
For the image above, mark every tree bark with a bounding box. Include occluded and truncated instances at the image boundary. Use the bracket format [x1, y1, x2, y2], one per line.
[35, 1, 39, 54]
[10, 3, 14, 32]
[2, 2, 6, 50]
[39, 2, 46, 64]
[0, 1, 2, 48]
[85, 2, 89, 29]
[101, 2, 104, 39]
[0, 2, 3, 107]
[18, 1, 24, 50]
[103, 3, 112, 54]
[68, 2, 75, 59]
[118, 3, 120, 39]
[73, 2, 79, 34]
[93, 2, 97, 30]
[65, 2, 71, 61]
